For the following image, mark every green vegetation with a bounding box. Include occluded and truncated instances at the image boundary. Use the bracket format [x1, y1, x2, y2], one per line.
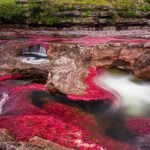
[54, 0, 110, 6]
[0, 0, 149, 7]
[0, 0, 25, 22]
[0, 0, 15, 4]
[0, 0, 149, 25]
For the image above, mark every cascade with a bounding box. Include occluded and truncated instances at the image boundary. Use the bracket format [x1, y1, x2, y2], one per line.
[22, 45, 47, 57]
[19, 44, 49, 64]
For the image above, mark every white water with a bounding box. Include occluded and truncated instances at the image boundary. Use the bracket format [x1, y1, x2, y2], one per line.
[19, 45, 49, 64]
[0, 92, 9, 115]
[19, 56, 49, 64]
[22, 45, 47, 57]
[94, 70, 150, 117]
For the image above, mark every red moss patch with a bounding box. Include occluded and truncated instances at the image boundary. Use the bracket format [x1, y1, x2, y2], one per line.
[0, 75, 136, 150]
[0, 74, 23, 81]
[0, 115, 103, 149]
[68, 67, 116, 101]
[126, 118, 150, 135]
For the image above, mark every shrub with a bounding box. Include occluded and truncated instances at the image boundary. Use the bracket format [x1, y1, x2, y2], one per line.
[28, 0, 41, 18]
[0, 2, 25, 22]
[0, 0, 149, 24]
[112, 0, 140, 18]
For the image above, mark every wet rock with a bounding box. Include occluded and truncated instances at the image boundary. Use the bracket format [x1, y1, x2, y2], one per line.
[68, 67, 116, 101]
[0, 78, 136, 150]
[134, 52, 150, 70]
[133, 134, 150, 150]
[90, 42, 150, 79]
[0, 30, 150, 97]
[56, 11, 81, 17]
[0, 129, 70, 150]
[0, 141, 41, 150]
[46, 43, 89, 95]
[116, 18, 148, 26]
[0, 29, 149, 150]
[29, 136, 71, 150]
[132, 49, 150, 79]
[0, 129, 14, 142]
[0, 129, 39, 150]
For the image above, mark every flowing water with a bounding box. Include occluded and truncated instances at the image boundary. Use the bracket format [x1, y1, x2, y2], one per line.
[95, 69, 150, 117]
[0, 33, 150, 150]
[18, 44, 49, 64]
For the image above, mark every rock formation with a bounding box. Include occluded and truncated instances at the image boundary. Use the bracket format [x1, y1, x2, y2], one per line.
[0, 129, 70, 150]
[0, 29, 149, 97]
[0, 29, 150, 150]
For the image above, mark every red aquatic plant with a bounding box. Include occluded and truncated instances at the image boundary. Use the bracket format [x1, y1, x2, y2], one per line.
[126, 118, 150, 135]
[68, 67, 116, 101]
[0, 31, 150, 149]
[0, 74, 23, 81]
[0, 77, 102, 149]
[66, 36, 150, 46]
[0, 115, 103, 149]
[0, 75, 136, 150]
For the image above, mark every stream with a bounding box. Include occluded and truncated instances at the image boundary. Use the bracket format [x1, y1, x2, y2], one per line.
[0, 30, 150, 150]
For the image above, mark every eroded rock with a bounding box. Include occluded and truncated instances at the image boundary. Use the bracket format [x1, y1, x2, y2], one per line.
[0, 30, 149, 97]
[46, 43, 89, 95]
[29, 137, 72, 150]
[0, 129, 69, 150]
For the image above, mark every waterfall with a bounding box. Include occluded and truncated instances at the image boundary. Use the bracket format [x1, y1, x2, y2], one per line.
[19, 44, 49, 64]
[22, 45, 47, 57]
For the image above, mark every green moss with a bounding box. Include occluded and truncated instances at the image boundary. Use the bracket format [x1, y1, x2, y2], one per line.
[54, 0, 110, 6]
[41, 17, 59, 25]
[140, 5, 150, 11]
[107, 14, 119, 25]
[28, 0, 41, 18]
[0, 2, 25, 22]
[82, 10, 92, 17]
[0, 0, 15, 4]
[0, 0, 149, 25]
[112, 0, 138, 18]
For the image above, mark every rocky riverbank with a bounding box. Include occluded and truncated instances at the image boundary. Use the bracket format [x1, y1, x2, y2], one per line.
[0, 1, 149, 30]
[0, 129, 70, 150]
[0, 28, 150, 150]
[0, 29, 149, 95]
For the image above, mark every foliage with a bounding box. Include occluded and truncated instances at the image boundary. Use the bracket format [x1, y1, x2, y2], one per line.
[107, 14, 119, 25]
[140, 2, 150, 11]
[0, 1, 25, 22]
[28, 0, 41, 18]
[54, 0, 110, 6]
[145, 0, 150, 3]
[0, 0, 149, 24]
[27, 0, 60, 25]
[0, 0, 15, 4]
[112, 0, 138, 18]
